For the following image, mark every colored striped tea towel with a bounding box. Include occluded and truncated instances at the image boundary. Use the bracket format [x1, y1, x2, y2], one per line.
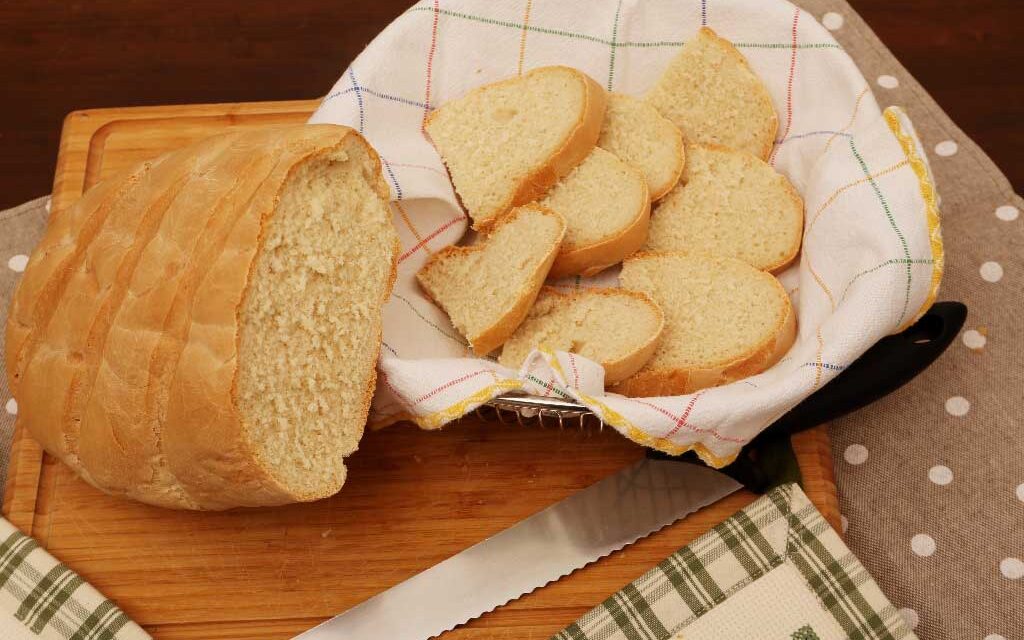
[554, 483, 918, 640]
[311, 0, 944, 467]
[0, 517, 149, 640]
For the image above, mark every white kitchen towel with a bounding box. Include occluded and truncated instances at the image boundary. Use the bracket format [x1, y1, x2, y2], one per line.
[310, 0, 943, 467]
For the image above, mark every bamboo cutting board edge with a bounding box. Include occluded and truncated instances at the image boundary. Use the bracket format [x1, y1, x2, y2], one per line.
[3, 101, 840, 640]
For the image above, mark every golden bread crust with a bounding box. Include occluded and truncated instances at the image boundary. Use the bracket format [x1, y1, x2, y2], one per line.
[5, 124, 396, 510]
[548, 176, 651, 279]
[426, 66, 607, 231]
[611, 251, 796, 397]
[417, 204, 565, 356]
[509, 287, 665, 385]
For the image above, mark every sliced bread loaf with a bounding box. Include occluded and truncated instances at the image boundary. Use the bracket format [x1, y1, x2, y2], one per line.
[645, 144, 803, 272]
[598, 93, 685, 200]
[417, 204, 566, 355]
[612, 252, 795, 397]
[540, 148, 650, 278]
[646, 27, 778, 160]
[5, 124, 399, 510]
[499, 287, 664, 385]
[425, 66, 606, 230]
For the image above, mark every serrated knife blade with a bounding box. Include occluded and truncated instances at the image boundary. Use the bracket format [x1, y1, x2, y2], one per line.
[293, 302, 969, 639]
[293, 458, 742, 639]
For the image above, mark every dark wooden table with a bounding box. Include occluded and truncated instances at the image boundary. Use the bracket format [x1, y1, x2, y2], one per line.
[0, 0, 1020, 210]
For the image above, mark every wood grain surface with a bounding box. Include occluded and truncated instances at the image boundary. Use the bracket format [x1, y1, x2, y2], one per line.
[1, 0, 1021, 210]
[2, 101, 839, 640]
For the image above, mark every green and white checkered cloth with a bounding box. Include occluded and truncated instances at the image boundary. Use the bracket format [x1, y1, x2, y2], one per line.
[0, 518, 148, 640]
[555, 483, 916, 640]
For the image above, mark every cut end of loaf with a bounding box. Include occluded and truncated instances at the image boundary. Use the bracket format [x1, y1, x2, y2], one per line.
[237, 133, 397, 502]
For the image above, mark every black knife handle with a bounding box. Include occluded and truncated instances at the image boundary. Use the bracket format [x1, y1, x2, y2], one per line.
[751, 300, 966, 445]
[648, 301, 967, 492]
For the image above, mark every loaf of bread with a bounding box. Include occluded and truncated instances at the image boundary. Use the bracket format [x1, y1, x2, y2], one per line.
[5, 124, 399, 510]
[539, 148, 650, 278]
[425, 65, 607, 230]
[646, 27, 778, 160]
[597, 93, 685, 200]
[416, 204, 565, 355]
[499, 287, 664, 385]
[612, 252, 795, 396]
[645, 144, 804, 272]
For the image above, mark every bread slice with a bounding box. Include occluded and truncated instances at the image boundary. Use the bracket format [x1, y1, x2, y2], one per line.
[5, 124, 399, 510]
[499, 287, 664, 385]
[540, 148, 650, 278]
[598, 93, 685, 200]
[645, 144, 803, 272]
[646, 27, 778, 160]
[417, 204, 565, 355]
[612, 252, 795, 396]
[425, 65, 606, 230]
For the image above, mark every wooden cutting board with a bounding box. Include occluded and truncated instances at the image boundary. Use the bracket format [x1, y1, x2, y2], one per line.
[3, 100, 841, 640]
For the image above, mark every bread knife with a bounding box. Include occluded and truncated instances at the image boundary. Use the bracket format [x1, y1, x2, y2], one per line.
[293, 302, 965, 640]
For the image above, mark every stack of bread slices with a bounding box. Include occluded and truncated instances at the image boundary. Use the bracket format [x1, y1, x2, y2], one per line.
[419, 27, 802, 396]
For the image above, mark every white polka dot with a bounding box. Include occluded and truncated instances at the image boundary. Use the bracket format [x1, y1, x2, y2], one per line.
[945, 396, 970, 417]
[877, 74, 899, 89]
[821, 12, 844, 30]
[995, 205, 1019, 221]
[840, 515, 849, 534]
[4, 398, 15, 416]
[980, 261, 1004, 282]
[934, 140, 958, 157]
[911, 533, 936, 557]
[7, 254, 28, 272]
[844, 444, 869, 465]
[1016, 483, 1024, 502]
[984, 635, 1007, 640]
[928, 465, 953, 485]
[898, 608, 919, 630]
[962, 329, 986, 350]
[999, 557, 1023, 580]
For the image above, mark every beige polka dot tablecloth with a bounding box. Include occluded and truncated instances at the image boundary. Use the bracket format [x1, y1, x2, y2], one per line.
[797, 1, 1024, 637]
[0, 1, 1021, 638]
[0, 197, 48, 483]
